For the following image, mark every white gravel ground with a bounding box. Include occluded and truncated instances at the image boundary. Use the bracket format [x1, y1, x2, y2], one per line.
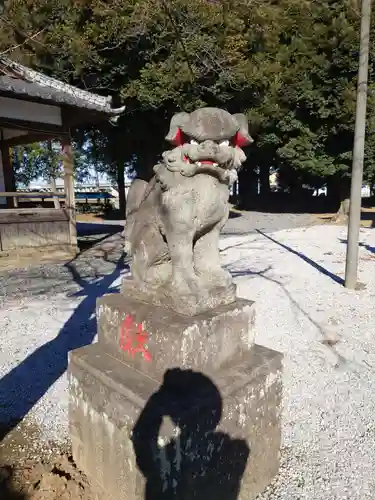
[1, 224, 375, 499]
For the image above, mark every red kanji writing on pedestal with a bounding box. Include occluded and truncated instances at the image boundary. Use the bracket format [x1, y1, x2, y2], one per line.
[119, 315, 152, 362]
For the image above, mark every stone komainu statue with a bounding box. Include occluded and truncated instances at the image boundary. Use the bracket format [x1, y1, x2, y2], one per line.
[123, 107, 253, 316]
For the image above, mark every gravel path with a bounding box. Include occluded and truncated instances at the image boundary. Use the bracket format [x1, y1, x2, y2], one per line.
[222, 210, 313, 235]
[1, 217, 375, 498]
[221, 225, 375, 500]
[0, 212, 311, 300]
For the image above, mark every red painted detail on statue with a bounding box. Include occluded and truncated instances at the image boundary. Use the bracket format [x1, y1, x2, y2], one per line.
[233, 131, 251, 148]
[171, 127, 183, 146]
[119, 315, 152, 362]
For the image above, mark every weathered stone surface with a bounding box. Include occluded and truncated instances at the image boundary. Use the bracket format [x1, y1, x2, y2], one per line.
[123, 108, 253, 316]
[69, 343, 282, 500]
[121, 276, 237, 317]
[96, 293, 256, 381]
[68, 108, 282, 500]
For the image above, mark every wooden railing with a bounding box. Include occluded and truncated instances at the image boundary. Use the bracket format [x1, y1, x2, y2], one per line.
[0, 191, 65, 208]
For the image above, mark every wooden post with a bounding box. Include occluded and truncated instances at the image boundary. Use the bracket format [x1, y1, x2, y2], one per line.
[48, 141, 61, 209]
[61, 135, 77, 250]
[1, 144, 16, 208]
[345, 0, 372, 288]
[50, 177, 61, 209]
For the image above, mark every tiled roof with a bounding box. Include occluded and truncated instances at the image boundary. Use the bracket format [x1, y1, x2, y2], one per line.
[0, 56, 125, 118]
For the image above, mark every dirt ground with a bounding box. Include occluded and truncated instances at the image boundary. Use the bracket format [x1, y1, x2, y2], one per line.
[0, 454, 94, 500]
[0, 420, 94, 500]
[311, 206, 375, 228]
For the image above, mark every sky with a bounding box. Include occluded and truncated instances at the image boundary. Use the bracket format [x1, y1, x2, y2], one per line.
[28, 167, 132, 188]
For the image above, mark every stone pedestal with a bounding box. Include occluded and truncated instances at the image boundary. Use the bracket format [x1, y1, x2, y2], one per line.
[68, 294, 282, 500]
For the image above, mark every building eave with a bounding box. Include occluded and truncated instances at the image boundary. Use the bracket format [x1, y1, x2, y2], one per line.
[0, 56, 125, 118]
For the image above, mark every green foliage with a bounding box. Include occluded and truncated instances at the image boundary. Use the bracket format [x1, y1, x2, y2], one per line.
[12, 140, 91, 187]
[12, 141, 61, 187]
[1, 0, 375, 195]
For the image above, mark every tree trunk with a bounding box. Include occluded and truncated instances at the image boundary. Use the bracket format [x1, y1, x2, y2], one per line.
[238, 164, 257, 209]
[337, 197, 350, 218]
[95, 167, 100, 189]
[117, 160, 126, 219]
[259, 165, 270, 195]
[330, 176, 351, 221]
[327, 176, 339, 208]
[136, 151, 157, 181]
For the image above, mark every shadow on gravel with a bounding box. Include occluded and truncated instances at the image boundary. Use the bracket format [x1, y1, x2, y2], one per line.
[227, 263, 348, 367]
[77, 222, 124, 253]
[257, 230, 344, 285]
[339, 238, 375, 255]
[77, 222, 124, 236]
[228, 210, 242, 219]
[0, 252, 128, 440]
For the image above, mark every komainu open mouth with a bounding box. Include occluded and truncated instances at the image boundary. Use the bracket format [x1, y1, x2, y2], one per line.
[198, 160, 217, 166]
[183, 156, 218, 167]
[183, 139, 231, 167]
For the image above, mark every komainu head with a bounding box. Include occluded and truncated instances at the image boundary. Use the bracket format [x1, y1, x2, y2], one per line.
[160, 107, 253, 182]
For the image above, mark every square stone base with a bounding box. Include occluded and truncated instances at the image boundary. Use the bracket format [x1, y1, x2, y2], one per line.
[69, 343, 282, 500]
[96, 293, 256, 381]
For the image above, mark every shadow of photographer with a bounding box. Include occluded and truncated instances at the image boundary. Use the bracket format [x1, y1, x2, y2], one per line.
[132, 368, 249, 500]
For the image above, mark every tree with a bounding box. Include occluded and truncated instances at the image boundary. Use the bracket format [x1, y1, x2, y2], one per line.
[2, 0, 375, 216]
[12, 139, 90, 190]
[80, 125, 135, 217]
[268, 1, 375, 214]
